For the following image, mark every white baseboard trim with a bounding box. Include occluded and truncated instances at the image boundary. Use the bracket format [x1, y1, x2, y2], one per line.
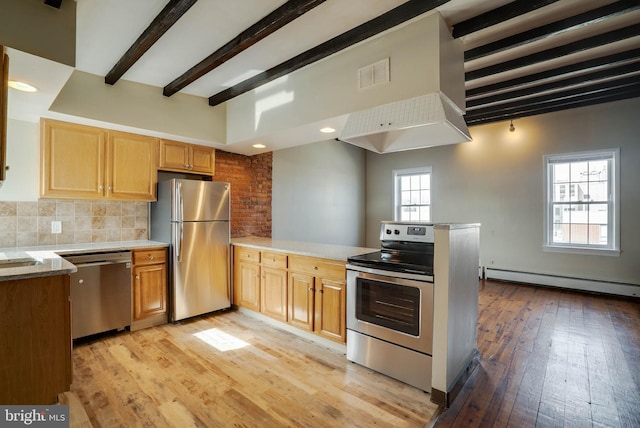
[485, 268, 639, 298]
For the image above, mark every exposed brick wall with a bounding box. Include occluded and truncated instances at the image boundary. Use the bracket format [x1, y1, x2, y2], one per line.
[214, 150, 272, 238]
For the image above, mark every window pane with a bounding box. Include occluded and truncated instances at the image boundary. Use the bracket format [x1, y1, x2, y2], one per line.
[401, 176, 410, 190]
[570, 224, 589, 244]
[571, 161, 589, 183]
[410, 190, 420, 205]
[410, 175, 420, 189]
[554, 163, 570, 183]
[401, 191, 411, 205]
[553, 204, 571, 224]
[589, 204, 608, 229]
[553, 184, 567, 202]
[552, 223, 566, 243]
[588, 181, 607, 202]
[421, 174, 430, 189]
[420, 190, 430, 204]
[590, 160, 608, 181]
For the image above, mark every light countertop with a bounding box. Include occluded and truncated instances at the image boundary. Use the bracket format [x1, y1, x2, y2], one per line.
[0, 240, 168, 282]
[232, 237, 377, 261]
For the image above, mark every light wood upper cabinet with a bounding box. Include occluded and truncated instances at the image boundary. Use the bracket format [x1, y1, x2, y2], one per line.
[40, 119, 158, 201]
[41, 119, 106, 199]
[159, 139, 215, 175]
[107, 131, 158, 200]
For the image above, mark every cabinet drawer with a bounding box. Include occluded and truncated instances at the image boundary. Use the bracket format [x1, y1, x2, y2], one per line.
[261, 251, 287, 269]
[133, 248, 167, 265]
[235, 247, 260, 263]
[289, 255, 345, 281]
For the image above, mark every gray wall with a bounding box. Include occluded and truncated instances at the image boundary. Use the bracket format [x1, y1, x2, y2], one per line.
[366, 97, 640, 285]
[272, 139, 366, 246]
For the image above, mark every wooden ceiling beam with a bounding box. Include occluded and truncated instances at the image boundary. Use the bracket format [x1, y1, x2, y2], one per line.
[164, 0, 326, 97]
[465, 24, 640, 82]
[465, 77, 640, 124]
[208, 0, 450, 106]
[466, 48, 640, 99]
[466, 85, 640, 126]
[467, 60, 640, 109]
[105, 0, 198, 85]
[452, 0, 560, 39]
[465, 0, 640, 62]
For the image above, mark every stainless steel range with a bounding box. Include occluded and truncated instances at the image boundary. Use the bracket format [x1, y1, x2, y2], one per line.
[346, 221, 435, 392]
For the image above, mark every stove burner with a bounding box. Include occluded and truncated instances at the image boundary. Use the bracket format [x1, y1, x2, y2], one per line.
[347, 249, 433, 276]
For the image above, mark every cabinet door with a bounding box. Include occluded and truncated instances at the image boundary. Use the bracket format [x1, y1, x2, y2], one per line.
[315, 278, 346, 343]
[40, 119, 105, 199]
[236, 260, 260, 311]
[159, 139, 190, 171]
[288, 271, 314, 332]
[107, 131, 158, 201]
[133, 263, 167, 321]
[190, 144, 215, 175]
[261, 266, 287, 321]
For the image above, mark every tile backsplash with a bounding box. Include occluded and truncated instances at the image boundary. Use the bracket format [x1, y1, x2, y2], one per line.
[0, 200, 149, 248]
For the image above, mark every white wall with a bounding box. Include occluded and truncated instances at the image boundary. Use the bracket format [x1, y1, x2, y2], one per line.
[365, 98, 640, 286]
[272, 139, 366, 246]
[0, 119, 39, 201]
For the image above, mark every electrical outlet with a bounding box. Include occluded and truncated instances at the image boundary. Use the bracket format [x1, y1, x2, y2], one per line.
[51, 221, 62, 234]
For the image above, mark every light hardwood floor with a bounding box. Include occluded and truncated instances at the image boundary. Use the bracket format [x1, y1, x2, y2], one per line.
[72, 280, 640, 427]
[71, 310, 439, 427]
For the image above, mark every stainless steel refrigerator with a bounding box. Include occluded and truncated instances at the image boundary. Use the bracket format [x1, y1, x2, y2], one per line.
[150, 179, 231, 322]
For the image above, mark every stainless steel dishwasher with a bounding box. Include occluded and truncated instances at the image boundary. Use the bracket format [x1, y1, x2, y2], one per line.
[65, 251, 132, 339]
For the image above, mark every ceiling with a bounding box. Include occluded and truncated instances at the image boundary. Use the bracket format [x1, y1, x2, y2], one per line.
[6, 0, 640, 152]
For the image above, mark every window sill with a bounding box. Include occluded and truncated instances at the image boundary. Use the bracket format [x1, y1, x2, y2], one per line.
[543, 245, 620, 257]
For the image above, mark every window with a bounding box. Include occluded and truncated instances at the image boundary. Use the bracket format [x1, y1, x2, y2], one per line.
[393, 167, 431, 222]
[544, 149, 619, 255]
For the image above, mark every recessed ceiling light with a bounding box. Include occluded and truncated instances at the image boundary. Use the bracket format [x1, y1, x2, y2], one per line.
[8, 80, 37, 92]
[252, 143, 266, 149]
[320, 127, 336, 133]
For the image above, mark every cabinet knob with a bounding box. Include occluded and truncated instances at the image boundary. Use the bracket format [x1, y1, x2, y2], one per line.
[135, 275, 140, 280]
[108, 185, 113, 191]
[313, 266, 318, 270]
[148, 255, 154, 260]
[317, 289, 324, 293]
[98, 185, 104, 190]
[308, 287, 314, 292]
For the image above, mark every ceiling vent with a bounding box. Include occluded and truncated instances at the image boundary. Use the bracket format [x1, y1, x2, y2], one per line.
[358, 58, 389, 90]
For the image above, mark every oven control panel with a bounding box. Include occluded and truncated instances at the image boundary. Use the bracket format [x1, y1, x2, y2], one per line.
[380, 222, 434, 242]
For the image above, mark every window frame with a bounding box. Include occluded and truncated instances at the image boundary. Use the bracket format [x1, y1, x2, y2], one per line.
[543, 148, 620, 256]
[393, 166, 432, 222]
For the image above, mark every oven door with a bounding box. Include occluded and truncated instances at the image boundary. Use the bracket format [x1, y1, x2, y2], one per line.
[346, 267, 433, 355]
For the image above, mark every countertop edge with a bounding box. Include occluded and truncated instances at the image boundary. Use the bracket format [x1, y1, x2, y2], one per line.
[0, 240, 169, 282]
[232, 237, 377, 261]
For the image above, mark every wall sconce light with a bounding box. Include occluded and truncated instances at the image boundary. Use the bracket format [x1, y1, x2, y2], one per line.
[509, 120, 515, 132]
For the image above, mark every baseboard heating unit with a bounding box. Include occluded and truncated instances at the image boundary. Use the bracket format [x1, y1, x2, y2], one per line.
[485, 268, 639, 298]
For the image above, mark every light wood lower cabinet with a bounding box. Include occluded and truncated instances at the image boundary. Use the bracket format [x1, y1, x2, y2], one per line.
[289, 255, 346, 343]
[131, 248, 168, 330]
[260, 251, 288, 322]
[233, 247, 261, 312]
[233, 246, 346, 344]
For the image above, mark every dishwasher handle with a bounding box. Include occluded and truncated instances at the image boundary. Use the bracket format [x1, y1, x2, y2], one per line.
[72, 260, 131, 268]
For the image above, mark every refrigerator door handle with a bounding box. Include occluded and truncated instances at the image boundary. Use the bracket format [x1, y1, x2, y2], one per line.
[176, 181, 183, 223]
[177, 222, 184, 263]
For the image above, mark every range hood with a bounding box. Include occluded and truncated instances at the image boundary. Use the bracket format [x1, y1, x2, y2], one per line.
[338, 92, 471, 154]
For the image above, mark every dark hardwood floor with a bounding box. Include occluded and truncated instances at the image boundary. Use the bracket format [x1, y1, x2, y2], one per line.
[436, 279, 640, 428]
